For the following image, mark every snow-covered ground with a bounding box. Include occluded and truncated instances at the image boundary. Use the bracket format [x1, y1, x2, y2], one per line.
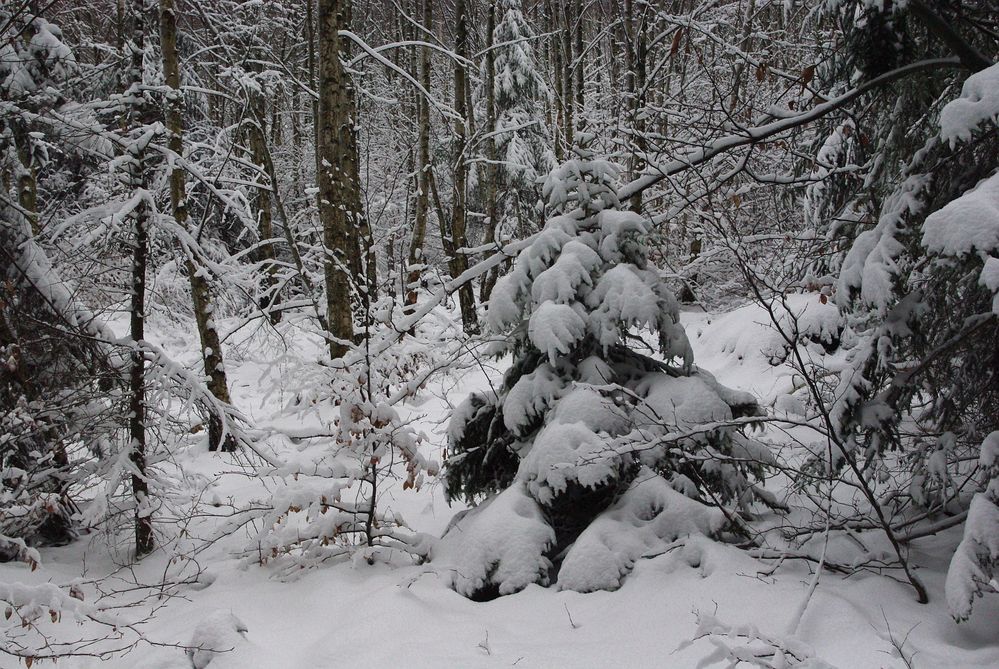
[4, 301, 998, 669]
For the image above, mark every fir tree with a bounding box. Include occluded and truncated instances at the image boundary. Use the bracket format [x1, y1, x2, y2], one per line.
[490, 0, 555, 238]
[438, 148, 769, 599]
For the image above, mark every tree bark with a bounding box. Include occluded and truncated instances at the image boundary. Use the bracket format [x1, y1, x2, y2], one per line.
[450, 0, 479, 334]
[405, 0, 432, 309]
[479, 1, 502, 304]
[573, 0, 584, 133]
[316, 0, 357, 358]
[160, 0, 237, 452]
[562, 2, 574, 151]
[127, 0, 154, 558]
[245, 58, 282, 324]
[625, 0, 646, 214]
[549, 0, 564, 161]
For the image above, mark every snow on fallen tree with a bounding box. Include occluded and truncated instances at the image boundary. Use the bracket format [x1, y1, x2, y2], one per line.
[438, 147, 769, 599]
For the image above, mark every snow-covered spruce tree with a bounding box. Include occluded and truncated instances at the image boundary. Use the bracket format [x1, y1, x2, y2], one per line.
[488, 0, 555, 240]
[0, 14, 94, 559]
[800, 0, 996, 284]
[437, 149, 769, 599]
[0, 12, 77, 236]
[834, 58, 999, 618]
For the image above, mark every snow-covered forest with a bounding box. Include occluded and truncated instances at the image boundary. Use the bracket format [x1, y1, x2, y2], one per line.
[2, 0, 999, 666]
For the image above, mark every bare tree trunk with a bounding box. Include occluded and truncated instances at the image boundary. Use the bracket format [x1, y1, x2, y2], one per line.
[728, 0, 757, 116]
[549, 0, 564, 161]
[337, 2, 376, 316]
[160, 0, 237, 452]
[306, 0, 319, 151]
[317, 0, 356, 358]
[127, 0, 153, 558]
[479, 1, 502, 304]
[405, 0, 432, 309]
[246, 59, 282, 324]
[562, 3, 574, 150]
[625, 0, 647, 214]
[573, 0, 584, 133]
[450, 0, 479, 334]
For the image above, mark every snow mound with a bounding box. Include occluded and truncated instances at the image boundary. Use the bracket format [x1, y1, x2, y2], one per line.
[922, 172, 999, 258]
[549, 386, 630, 435]
[432, 482, 555, 598]
[636, 374, 734, 429]
[187, 611, 250, 669]
[558, 469, 724, 592]
[940, 63, 999, 144]
[519, 421, 621, 505]
[692, 294, 841, 368]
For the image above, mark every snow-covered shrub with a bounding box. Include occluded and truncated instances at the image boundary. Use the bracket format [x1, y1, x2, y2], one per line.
[439, 152, 768, 598]
[947, 431, 999, 621]
[0, 203, 118, 556]
[244, 364, 439, 573]
[679, 611, 834, 669]
[835, 62, 999, 617]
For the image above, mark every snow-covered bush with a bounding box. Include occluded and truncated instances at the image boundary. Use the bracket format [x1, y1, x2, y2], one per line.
[439, 152, 768, 598]
[947, 431, 999, 621]
[242, 332, 441, 573]
[835, 62, 999, 617]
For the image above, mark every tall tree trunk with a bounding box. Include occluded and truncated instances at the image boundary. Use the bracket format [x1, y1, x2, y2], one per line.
[728, 0, 757, 116]
[246, 58, 281, 324]
[479, 1, 501, 304]
[625, 0, 647, 214]
[127, 0, 153, 558]
[562, 3, 574, 151]
[549, 0, 564, 161]
[573, 0, 584, 133]
[160, 0, 237, 452]
[316, 0, 356, 358]
[450, 0, 479, 334]
[306, 0, 319, 151]
[405, 0, 432, 309]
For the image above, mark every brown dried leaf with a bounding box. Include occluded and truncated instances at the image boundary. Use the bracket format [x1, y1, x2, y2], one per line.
[669, 30, 683, 57]
[801, 65, 815, 86]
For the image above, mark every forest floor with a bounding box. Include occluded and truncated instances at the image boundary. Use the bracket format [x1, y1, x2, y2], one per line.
[4, 301, 999, 669]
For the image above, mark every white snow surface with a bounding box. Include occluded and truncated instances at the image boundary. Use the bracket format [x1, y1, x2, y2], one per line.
[557, 469, 724, 593]
[939, 62, 999, 144]
[3, 306, 998, 669]
[922, 172, 999, 258]
[433, 482, 555, 598]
